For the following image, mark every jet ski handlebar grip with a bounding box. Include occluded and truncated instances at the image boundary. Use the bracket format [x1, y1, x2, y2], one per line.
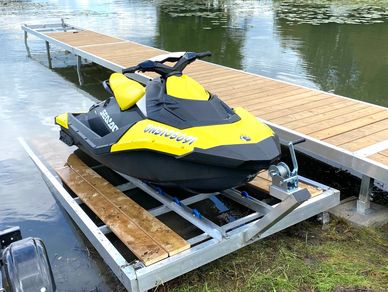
[122, 65, 140, 74]
[196, 51, 212, 59]
[291, 138, 306, 145]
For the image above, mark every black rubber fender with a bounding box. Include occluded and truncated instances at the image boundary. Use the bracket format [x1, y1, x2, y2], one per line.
[2, 237, 56, 292]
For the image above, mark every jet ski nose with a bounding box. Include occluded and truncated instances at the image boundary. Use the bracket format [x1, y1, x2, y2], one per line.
[254, 135, 281, 162]
[180, 134, 281, 170]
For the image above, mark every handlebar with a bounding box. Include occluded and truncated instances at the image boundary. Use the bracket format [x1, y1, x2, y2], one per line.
[122, 51, 212, 77]
[196, 51, 212, 59]
[122, 65, 139, 74]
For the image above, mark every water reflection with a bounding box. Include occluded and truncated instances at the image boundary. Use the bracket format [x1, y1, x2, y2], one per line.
[273, 0, 388, 25]
[154, 0, 247, 69]
[274, 6, 388, 106]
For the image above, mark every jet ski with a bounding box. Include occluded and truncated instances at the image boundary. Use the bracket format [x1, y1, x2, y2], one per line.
[55, 51, 281, 193]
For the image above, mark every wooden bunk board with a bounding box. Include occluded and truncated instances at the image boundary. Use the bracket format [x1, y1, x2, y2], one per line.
[45, 30, 388, 169]
[249, 171, 323, 198]
[30, 139, 190, 266]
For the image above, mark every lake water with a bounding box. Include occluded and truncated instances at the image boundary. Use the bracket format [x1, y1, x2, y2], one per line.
[1, 0, 387, 290]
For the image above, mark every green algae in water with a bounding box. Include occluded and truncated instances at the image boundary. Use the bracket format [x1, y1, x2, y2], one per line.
[274, 0, 388, 25]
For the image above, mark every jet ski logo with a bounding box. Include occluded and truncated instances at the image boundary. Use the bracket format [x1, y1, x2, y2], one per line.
[144, 124, 198, 145]
[100, 109, 119, 132]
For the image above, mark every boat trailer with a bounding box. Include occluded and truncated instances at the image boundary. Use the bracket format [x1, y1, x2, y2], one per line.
[20, 138, 339, 291]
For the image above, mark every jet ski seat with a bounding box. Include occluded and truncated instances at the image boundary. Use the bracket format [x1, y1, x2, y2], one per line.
[109, 73, 145, 111]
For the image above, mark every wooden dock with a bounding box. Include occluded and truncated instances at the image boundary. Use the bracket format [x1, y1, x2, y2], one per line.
[22, 23, 388, 216]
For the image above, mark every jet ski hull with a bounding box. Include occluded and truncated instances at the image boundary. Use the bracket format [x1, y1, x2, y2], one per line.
[59, 120, 280, 193]
[76, 139, 279, 193]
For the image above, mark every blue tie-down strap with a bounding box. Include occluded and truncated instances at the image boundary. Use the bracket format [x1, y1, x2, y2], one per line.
[241, 191, 249, 198]
[192, 208, 202, 219]
[172, 196, 182, 206]
[155, 187, 165, 196]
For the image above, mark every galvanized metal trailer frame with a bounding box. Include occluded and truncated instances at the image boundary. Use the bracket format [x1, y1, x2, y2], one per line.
[21, 21, 387, 218]
[20, 138, 339, 291]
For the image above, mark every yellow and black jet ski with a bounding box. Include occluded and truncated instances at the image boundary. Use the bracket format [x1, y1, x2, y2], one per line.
[55, 51, 281, 193]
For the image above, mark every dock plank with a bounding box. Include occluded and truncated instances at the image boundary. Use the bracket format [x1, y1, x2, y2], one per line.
[271, 100, 355, 125]
[310, 111, 388, 140]
[339, 129, 388, 152]
[281, 103, 368, 129]
[66, 154, 190, 256]
[255, 95, 342, 120]
[56, 166, 168, 266]
[249, 91, 328, 111]
[293, 106, 384, 133]
[323, 119, 388, 147]
[47, 30, 123, 47]
[368, 153, 388, 165]
[30, 139, 190, 262]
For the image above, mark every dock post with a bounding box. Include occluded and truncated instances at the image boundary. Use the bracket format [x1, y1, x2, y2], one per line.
[61, 18, 67, 32]
[45, 41, 52, 69]
[24, 30, 31, 57]
[357, 175, 374, 214]
[76, 55, 84, 86]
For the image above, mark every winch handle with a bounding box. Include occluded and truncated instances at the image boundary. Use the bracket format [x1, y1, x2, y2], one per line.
[288, 138, 305, 176]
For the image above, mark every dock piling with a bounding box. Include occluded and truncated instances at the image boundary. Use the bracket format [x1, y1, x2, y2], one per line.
[76, 55, 84, 86]
[357, 175, 374, 214]
[61, 18, 67, 32]
[45, 41, 52, 69]
[23, 30, 31, 57]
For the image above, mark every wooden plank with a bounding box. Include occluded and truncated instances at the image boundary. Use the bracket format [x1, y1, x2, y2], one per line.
[48, 30, 123, 47]
[223, 85, 307, 105]
[230, 87, 309, 107]
[219, 81, 292, 103]
[80, 42, 164, 68]
[66, 154, 190, 256]
[186, 67, 240, 79]
[199, 74, 261, 89]
[324, 119, 388, 146]
[281, 103, 367, 129]
[256, 95, 343, 120]
[367, 153, 388, 165]
[30, 139, 73, 168]
[271, 100, 354, 125]
[56, 166, 168, 266]
[248, 172, 322, 197]
[233, 90, 323, 109]
[339, 129, 388, 152]
[246, 91, 325, 111]
[189, 71, 245, 83]
[378, 149, 388, 157]
[309, 111, 388, 140]
[206, 79, 276, 96]
[293, 106, 384, 133]
[250, 93, 330, 114]
[30, 139, 189, 261]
